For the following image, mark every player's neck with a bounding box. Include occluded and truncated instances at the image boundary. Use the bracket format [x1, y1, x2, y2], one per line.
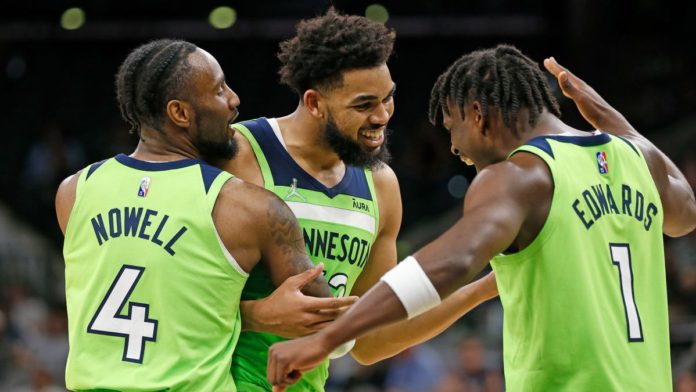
[523, 111, 583, 142]
[130, 127, 200, 162]
[277, 108, 343, 172]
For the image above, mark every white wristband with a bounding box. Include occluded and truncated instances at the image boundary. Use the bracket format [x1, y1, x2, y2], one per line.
[328, 338, 356, 359]
[380, 256, 441, 319]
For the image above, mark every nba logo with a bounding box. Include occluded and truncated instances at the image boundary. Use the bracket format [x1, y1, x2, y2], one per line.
[138, 177, 151, 197]
[597, 152, 608, 174]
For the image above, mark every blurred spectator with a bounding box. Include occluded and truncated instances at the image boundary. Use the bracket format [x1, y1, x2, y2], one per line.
[436, 336, 503, 392]
[23, 122, 86, 196]
[23, 304, 68, 387]
[20, 122, 86, 241]
[0, 284, 66, 391]
[326, 354, 387, 392]
[4, 282, 47, 343]
[669, 230, 696, 311]
[677, 367, 696, 392]
[384, 345, 445, 392]
[0, 308, 10, 382]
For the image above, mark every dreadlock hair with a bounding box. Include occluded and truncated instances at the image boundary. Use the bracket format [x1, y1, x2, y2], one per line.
[428, 44, 561, 135]
[115, 39, 197, 137]
[277, 7, 395, 97]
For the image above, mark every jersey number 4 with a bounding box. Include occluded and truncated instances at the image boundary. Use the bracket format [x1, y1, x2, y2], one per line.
[609, 243, 644, 342]
[87, 265, 158, 363]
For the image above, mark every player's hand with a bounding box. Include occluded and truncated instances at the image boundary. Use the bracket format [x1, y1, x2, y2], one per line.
[543, 56, 635, 136]
[244, 264, 358, 338]
[268, 334, 333, 390]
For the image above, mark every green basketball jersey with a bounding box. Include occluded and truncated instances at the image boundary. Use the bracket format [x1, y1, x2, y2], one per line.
[231, 118, 380, 391]
[490, 133, 670, 391]
[63, 154, 249, 391]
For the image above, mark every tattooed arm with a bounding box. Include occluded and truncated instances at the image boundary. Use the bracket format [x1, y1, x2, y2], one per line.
[214, 178, 353, 337]
[253, 195, 358, 336]
[212, 178, 329, 294]
[261, 195, 331, 297]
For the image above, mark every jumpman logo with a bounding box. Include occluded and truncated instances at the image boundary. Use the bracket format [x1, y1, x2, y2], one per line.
[285, 178, 307, 201]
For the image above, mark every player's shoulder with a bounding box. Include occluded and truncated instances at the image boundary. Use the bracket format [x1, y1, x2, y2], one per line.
[620, 134, 660, 166]
[370, 162, 399, 190]
[222, 131, 255, 166]
[476, 153, 552, 200]
[56, 164, 92, 199]
[219, 176, 271, 201]
[232, 126, 253, 152]
[55, 156, 114, 204]
[58, 169, 82, 191]
[217, 176, 288, 222]
[56, 167, 89, 233]
[369, 163, 402, 222]
[214, 176, 299, 249]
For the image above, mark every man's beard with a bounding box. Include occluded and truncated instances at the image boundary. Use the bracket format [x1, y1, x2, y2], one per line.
[197, 134, 238, 162]
[324, 115, 391, 169]
[194, 111, 239, 161]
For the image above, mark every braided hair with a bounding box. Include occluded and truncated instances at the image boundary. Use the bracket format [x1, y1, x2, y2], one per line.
[277, 7, 395, 96]
[115, 39, 197, 137]
[428, 44, 560, 135]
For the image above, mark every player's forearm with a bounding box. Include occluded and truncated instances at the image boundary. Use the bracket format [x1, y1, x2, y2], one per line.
[319, 282, 408, 353]
[239, 299, 275, 333]
[587, 104, 636, 137]
[318, 222, 497, 360]
[351, 272, 498, 365]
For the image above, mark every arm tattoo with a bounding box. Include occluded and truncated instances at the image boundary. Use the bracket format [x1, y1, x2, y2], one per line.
[267, 198, 307, 260]
[266, 198, 331, 297]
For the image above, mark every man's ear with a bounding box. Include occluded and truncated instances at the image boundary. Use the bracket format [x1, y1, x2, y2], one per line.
[471, 101, 487, 136]
[303, 89, 325, 120]
[166, 99, 193, 128]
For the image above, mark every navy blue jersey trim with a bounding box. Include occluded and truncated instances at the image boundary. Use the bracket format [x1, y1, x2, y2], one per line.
[115, 154, 200, 171]
[86, 159, 108, 180]
[546, 132, 611, 146]
[615, 135, 641, 157]
[199, 162, 224, 194]
[523, 133, 612, 159]
[525, 137, 555, 159]
[243, 118, 372, 200]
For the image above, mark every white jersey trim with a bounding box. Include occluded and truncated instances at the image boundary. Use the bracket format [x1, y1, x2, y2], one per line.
[286, 201, 376, 236]
[268, 118, 288, 150]
[213, 227, 249, 277]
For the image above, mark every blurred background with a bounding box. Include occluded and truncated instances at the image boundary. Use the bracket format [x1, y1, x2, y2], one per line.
[0, 0, 695, 390]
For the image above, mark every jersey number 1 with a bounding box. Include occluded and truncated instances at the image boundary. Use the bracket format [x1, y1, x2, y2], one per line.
[609, 243, 644, 342]
[87, 265, 158, 363]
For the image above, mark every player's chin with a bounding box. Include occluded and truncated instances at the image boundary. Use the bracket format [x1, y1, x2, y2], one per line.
[363, 145, 382, 155]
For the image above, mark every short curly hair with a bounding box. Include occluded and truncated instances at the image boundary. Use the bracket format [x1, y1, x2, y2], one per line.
[428, 44, 561, 135]
[278, 8, 395, 96]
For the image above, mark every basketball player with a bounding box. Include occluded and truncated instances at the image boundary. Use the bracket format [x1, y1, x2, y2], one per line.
[217, 9, 506, 392]
[267, 46, 696, 391]
[55, 39, 336, 390]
